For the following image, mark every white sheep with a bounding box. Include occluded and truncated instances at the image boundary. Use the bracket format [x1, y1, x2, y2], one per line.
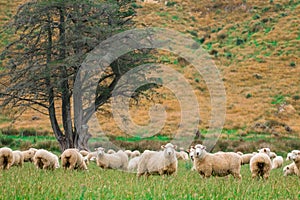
[124, 150, 132, 158]
[286, 150, 300, 161]
[95, 147, 128, 170]
[0, 147, 14, 170]
[249, 148, 272, 180]
[127, 156, 140, 172]
[192, 144, 242, 179]
[283, 162, 299, 176]
[286, 153, 293, 161]
[22, 148, 38, 162]
[12, 150, 24, 167]
[85, 151, 97, 164]
[241, 153, 254, 165]
[33, 149, 59, 170]
[176, 151, 189, 161]
[272, 156, 283, 169]
[131, 150, 141, 159]
[107, 149, 116, 154]
[61, 148, 87, 170]
[137, 143, 178, 177]
[187, 147, 196, 171]
[269, 152, 277, 159]
[79, 150, 89, 157]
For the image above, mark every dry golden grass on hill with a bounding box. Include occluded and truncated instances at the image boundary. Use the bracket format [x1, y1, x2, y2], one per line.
[0, 0, 300, 137]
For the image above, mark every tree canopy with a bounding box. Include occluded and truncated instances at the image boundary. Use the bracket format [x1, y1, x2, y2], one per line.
[0, 0, 154, 151]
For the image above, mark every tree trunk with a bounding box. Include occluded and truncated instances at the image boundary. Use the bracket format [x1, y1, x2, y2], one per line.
[46, 11, 67, 152]
[74, 125, 92, 151]
[58, 6, 74, 149]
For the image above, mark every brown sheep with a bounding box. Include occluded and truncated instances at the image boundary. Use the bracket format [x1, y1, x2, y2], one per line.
[193, 144, 242, 179]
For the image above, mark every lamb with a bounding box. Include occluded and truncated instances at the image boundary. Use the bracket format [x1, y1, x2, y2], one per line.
[22, 148, 38, 162]
[192, 144, 242, 179]
[12, 150, 24, 167]
[96, 147, 128, 170]
[272, 156, 284, 169]
[61, 148, 87, 170]
[127, 156, 140, 172]
[33, 149, 60, 170]
[0, 147, 14, 170]
[249, 148, 272, 180]
[283, 162, 299, 176]
[137, 143, 178, 177]
[241, 153, 254, 165]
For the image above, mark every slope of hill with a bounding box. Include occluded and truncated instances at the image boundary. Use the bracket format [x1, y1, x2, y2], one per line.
[0, 0, 299, 139]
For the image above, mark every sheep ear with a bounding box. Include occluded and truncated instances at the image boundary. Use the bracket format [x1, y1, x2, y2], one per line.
[187, 149, 190, 153]
[190, 146, 194, 149]
[201, 145, 206, 150]
[161, 145, 165, 149]
[173, 145, 177, 150]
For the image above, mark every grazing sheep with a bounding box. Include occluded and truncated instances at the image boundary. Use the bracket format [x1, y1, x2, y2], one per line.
[33, 149, 59, 170]
[176, 151, 189, 161]
[137, 143, 178, 177]
[61, 148, 87, 170]
[85, 151, 97, 164]
[286, 153, 293, 161]
[0, 147, 14, 170]
[283, 162, 299, 176]
[127, 156, 140, 172]
[241, 153, 254, 165]
[107, 149, 116, 154]
[272, 156, 284, 169]
[96, 147, 128, 170]
[22, 148, 38, 162]
[12, 150, 24, 167]
[269, 152, 277, 159]
[124, 150, 132, 158]
[131, 150, 141, 159]
[192, 144, 242, 179]
[249, 148, 272, 180]
[79, 150, 89, 157]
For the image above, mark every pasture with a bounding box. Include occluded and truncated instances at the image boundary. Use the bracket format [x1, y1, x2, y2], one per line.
[0, 160, 299, 199]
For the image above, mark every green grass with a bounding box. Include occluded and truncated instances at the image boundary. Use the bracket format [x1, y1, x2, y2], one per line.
[0, 161, 299, 199]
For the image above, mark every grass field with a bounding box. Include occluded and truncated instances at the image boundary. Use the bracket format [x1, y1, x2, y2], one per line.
[0, 160, 299, 199]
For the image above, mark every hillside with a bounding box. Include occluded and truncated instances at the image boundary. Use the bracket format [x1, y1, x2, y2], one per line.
[0, 0, 300, 140]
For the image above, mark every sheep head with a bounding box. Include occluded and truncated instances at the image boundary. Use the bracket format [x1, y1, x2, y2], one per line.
[194, 144, 206, 158]
[162, 143, 176, 157]
[95, 147, 105, 156]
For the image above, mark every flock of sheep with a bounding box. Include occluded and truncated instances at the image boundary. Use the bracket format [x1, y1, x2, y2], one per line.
[0, 144, 299, 180]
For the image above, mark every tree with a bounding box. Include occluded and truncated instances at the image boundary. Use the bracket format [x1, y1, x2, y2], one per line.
[0, 0, 151, 151]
